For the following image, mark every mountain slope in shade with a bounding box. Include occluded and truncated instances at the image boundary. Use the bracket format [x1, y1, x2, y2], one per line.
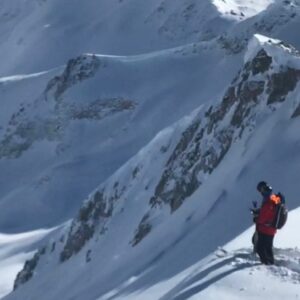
[5, 34, 300, 300]
[1, 0, 300, 233]
[0, 0, 298, 76]
[0, 41, 241, 232]
[0, 0, 235, 76]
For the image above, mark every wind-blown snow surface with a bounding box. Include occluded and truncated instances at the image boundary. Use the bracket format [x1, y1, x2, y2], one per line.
[4, 34, 300, 300]
[0, 228, 57, 299]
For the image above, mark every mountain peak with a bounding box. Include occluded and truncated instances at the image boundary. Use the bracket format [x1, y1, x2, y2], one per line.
[245, 34, 300, 66]
[212, 0, 275, 20]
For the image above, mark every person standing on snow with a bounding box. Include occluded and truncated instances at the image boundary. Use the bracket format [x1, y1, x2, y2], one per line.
[251, 181, 280, 265]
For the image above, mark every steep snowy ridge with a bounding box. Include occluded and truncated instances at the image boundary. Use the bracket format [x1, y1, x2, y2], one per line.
[216, 0, 300, 54]
[0, 40, 241, 232]
[8, 35, 300, 300]
[212, 0, 274, 20]
[1, 0, 299, 76]
[0, 0, 237, 76]
[133, 34, 300, 245]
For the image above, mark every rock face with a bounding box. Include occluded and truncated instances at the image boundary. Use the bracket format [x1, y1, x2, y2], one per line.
[13, 247, 46, 290]
[147, 50, 269, 212]
[131, 213, 152, 246]
[0, 118, 62, 159]
[13, 39, 300, 289]
[60, 190, 113, 262]
[292, 104, 300, 118]
[45, 55, 101, 102]
[267, 68, 300, 104]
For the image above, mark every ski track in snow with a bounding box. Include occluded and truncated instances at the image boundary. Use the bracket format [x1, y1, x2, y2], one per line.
[155, 247, 300, 300]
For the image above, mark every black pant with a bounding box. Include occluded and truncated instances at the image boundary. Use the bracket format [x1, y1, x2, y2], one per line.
[255, 232, 274, 265]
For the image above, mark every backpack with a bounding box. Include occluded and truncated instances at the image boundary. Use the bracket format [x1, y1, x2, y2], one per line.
[272, 193, 288, 229]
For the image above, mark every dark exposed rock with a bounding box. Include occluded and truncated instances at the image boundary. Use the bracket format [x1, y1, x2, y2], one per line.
[0, 119, 63, 159]
[78, 190, 112, 222]
[207, 86, 236, 134]
[51, 242, 56, 253]
[231, 81, 265, 127]
[166, 120, 201, 166]
[131, 214, 152, 246]
[291, 104, 300, 118]
[60, 185, 122, 261]
[14, 247, 46, 290]
[132, 166, 140, 179]
[69, 99, 136, 120]
[251, 49, 272, 75]
[0, 99, 135, 159]
[60, 223, 95, 262]
[267, 68, 300, 104]
[86, 249, 92, 263]
[93, 191, 113, 219]
[45, 54, 101, 102]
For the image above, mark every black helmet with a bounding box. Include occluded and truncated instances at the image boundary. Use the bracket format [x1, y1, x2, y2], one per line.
[257, 181, 272, 194]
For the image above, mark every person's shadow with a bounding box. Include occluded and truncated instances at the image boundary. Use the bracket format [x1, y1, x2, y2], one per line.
[159, 252, 260, 300]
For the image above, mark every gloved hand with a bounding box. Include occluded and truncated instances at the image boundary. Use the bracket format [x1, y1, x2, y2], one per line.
[250, 207, 260, 223]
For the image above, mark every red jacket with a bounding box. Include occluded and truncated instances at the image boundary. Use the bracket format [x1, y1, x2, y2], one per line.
[256, 194, 280, 236]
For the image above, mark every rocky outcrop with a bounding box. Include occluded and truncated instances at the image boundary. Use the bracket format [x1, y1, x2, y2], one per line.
[131, 214, 152, 246]
[14, 247, 46, 290]
[250, 49, 272, 75]
[267, 68, 300, 104]
[60, 223, 95, 262]
[69, 98, 136, 120]
[59, 182, 126, 262]
[148, 49, 270, 213]
[60, 190, 113, 262]
[45, 54, 101, 102]
[0, 55, 136, 159]
[0, 118, 63, 159]
[292, 104, 300, 118]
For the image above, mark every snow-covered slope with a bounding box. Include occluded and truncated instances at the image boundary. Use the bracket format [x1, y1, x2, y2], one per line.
[113, 208, 300, 300]
[5, 34, 300, 300]
[212, 0, 275, 20]
[1, 0, 300, 232]
[0, 0, 233, 76]
[0, 227, 58, 299]
[1, 1, 300, 299]
[0, 41, 241, 232]
[0, 0, 298, 76]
